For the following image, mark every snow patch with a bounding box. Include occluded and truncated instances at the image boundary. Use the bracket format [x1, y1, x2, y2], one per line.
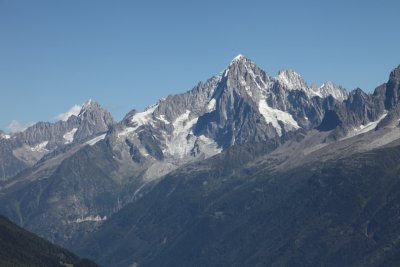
[131, 105, 158, 128]
[63, 128, 77, 144]
[231, 54, 245, 63]
[223, 69, 230, 77]
[117, 104, 159, 138]
[159, 110, 221, 160]
[164, 110, 198, 158]
[197, 135, 222, 156]
[244, 64, 265, 91]
[353, 113, 388, 135]
[30, 141, 49, 152]
[73, 215, 107, 223]
[132, 184, 147, 198]
[117, 127, 136, 138]
[258, 100, 300, 136]
[82, 99, 93, 108]
[131, 104, 158, 124]
[130, 104, 158, 129]
[85, 134, 106, 146]
[0, 133, 10, 140]
[277, 70, 305, 90]
[364, 127, 400, 150]
[157, 115, 170, 125]
[309, 86, 323, 98]
[207, 99, 217, 112]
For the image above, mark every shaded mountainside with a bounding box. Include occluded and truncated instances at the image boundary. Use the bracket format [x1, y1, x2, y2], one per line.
[0, 214, 98, 267]
[0, 139, 141, 246]
[76, 142, 400, 267]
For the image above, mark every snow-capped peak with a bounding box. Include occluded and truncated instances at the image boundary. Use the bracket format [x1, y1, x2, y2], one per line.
[82, 99, 93, 108]
[319, 81, 348, 101]
[276, 69, 307, 90]
[232, 54, 245, 62]
[229, 54, 250, 66]
[78, 99, 102, 117]
[56, 99, 99, 122]
[389, 64, 400, 81]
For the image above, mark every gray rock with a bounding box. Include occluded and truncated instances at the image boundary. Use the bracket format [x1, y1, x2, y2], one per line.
[0, 100, 114, 181]
[318, 65, 400, 139]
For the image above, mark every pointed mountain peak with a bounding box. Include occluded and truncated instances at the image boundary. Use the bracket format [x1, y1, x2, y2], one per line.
[83, 98, 93, 106]
[0, 130, 11, 140]
[56, 99, 105, 122]
[349, 87, 367, 97]
[81, 99, 99, 110]
[78, 99, 112, 119]
[222, 54, 270, 89]
[225, 54, 263, 73]
[79, 99, 114, 118]
[319, 81, 342, 91]
[74, 99, 115, 139]
[228, 54, 252, 66]
[389, 64, 400, 81]
[276, 69, 307, 90]
[319, 81, 348, 101]
[231, 54, 246, 62]
[278, 69, 302, 79]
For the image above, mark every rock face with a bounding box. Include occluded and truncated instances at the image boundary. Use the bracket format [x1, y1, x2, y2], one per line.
[377, 65, 400, 127]
[72, 100, 115, 142]
[0, 100, 115, 181]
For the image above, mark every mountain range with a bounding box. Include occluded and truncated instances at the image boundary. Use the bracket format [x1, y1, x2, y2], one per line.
[1, 55, 400, 266]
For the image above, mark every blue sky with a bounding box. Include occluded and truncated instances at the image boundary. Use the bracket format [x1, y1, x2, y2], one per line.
[1, 0, 399, 132]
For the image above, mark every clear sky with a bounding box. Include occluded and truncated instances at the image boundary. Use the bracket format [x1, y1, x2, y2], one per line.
[1, 0, 399, 132]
